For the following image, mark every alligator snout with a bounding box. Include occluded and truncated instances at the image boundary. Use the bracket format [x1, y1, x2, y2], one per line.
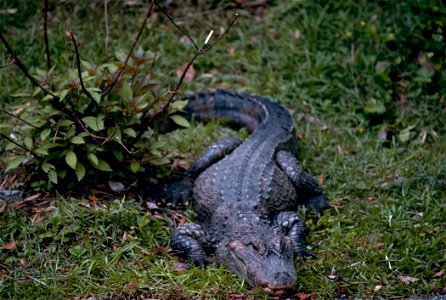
[261, 271, 296, 295]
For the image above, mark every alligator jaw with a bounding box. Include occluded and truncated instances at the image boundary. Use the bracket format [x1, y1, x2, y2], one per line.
[262, 282, 295, 295]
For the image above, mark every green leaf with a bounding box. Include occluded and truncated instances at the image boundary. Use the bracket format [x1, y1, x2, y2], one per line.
[120, 81, 133, 102]
[95, 159, 113, 172]
[112, 149, 123, 161]
[124, 128, 137, 138]
[40, 128, 52, 141]
[58, 119, 74, 126]
[5, 155, 27, 172]
[11, 92, 31, 97]
[71, 135, 85, 144]
[107, 128, 121, 141]
[65, 151, 77, 170]
[87, 153, 99, 166]
[82, 116, 104, 131]
[115, 49, 127, 62]
[150, 157, 170, 166]
[170, 100, 188, 111]
[24, 137, 33, 149]
[48, 170, 58, 184]
[130, 162, 141, 173]
[75, 162, 86, 181]
[87, 88, 101, 103]
[170, 115, 190, 128]
[42, 163, 54, 173]
[5, 142, 17, 151]
[100, 63, 119, 73]
[35, 147, 49, 156]
[58, 89, 69, 101]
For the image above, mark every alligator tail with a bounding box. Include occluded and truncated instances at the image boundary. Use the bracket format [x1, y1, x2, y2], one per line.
[182, 89, 268, 132]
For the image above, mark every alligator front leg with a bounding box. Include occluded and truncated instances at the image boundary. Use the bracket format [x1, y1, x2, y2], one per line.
[170, 223, 212, 267]
[275, 150, 331, 216]
[274, 211, 316, 259]
[163, 136, 243, 206]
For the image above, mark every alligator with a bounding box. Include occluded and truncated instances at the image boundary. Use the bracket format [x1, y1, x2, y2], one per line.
[164, 89, 330, 295]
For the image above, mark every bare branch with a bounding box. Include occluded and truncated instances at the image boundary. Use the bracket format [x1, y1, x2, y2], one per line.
[101, 1, 155, 98]
[0, 133, 39, 157]
[133, 13, 239, 143]
[0, 32, 58, 100]
[42, 0, 51, 70]
[68, 31, 95, 102]
[203, 13, 239, 51]
[104, 0, 110, 61]
[0, 109, 39, 129]
[153, 1, 199, 50]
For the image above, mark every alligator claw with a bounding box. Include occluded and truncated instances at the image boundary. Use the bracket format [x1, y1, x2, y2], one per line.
[192, 256, 213, 268]
[296, 247, 317, 260]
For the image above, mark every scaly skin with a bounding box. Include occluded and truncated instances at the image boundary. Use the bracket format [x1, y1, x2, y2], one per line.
[165, 89, 330, 295]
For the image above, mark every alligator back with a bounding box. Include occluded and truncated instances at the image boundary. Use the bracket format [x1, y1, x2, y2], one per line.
[182, 89, 299, 222]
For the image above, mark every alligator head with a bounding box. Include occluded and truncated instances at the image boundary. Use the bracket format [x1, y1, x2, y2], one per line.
[214, 219, 297, 295]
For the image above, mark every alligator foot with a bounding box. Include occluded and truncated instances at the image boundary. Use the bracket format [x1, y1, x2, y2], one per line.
[170, 223, 212, 267]
[274, 211, 316, 259]
[275, 151, 331, 216]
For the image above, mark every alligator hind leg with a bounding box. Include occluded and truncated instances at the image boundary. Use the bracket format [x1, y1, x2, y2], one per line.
[275, 150, 331, 216]
[170, 223, 213, 267]
[274, 211, 316, 259]
[163, 136, 243, 206]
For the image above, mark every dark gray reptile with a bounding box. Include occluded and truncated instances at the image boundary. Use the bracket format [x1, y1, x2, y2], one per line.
[165, 89, 330, 295]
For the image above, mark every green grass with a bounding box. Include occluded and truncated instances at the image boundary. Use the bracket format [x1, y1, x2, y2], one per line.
[1, 1, 445, 299]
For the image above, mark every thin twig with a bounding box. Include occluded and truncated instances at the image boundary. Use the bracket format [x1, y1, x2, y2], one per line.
[153, 1, 199, 50]
[0, 32, 58, 99]
[133, 13, 239, 143]
[71, 114, 108, 142]
[0, 133, 39, 157]
[104, 0, 110, 61]
[101, 1, 155, 98]
[203, 13, 239, 51]
[0, 109, 39, 129]
[69, 31, 95, 102]
[42, 0, 51, 70]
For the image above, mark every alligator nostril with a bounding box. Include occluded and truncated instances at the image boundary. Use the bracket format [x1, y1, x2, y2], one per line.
[273, 271, 293, 282]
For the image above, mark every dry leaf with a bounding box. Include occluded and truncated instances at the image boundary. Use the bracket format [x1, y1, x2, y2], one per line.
[19, 258, 27, 267]
[374, 285, 382, 292]
[419, 129, 428, 144]
[124, 282, 138, 289]
[151, 246, 169, 254]
[433, 271, 444, 278]
[397, 275, 419, 283]
[294, 29, 302, 39]
[171, 159, 190, 170]
[4, 240, 16, 250]
[88, 194, 98, 204]
[297, 292, 308, 299]
[176, 63, 196, 82]
[318, 175, 325, 185]
[173, 260, 188, 271]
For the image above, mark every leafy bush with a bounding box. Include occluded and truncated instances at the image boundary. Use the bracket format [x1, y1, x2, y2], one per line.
[2, 43, 191, 190]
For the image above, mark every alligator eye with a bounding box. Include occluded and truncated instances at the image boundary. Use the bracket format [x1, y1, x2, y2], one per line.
[250, 241, 266, 255]
[275, 237, 290, 254]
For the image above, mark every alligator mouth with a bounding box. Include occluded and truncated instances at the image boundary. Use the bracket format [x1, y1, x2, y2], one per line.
[262, 283, 295, 296]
